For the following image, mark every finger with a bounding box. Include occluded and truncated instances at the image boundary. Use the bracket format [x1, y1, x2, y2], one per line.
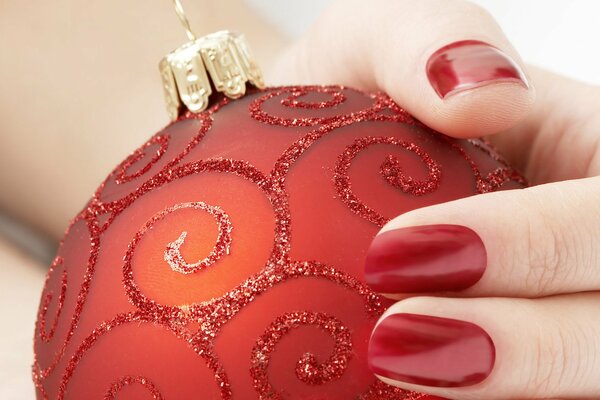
[269, 0, 535, 138]
[364, 177, 600, 298]
[368, 293, 600, 399]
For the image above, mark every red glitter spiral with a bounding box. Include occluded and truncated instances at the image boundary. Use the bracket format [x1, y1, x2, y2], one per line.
[104, 376, 163, 400]
[250, 311, 353, 399]
[115, 134, 170, 184]
[36, 257, 67, 343]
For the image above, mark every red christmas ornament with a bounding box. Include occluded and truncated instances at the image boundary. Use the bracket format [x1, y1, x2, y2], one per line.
[32, 85, 525, 399]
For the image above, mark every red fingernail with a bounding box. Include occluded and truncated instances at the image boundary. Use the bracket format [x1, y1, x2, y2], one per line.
[364, 224, 486, 294]
[426, 40, 527, 98]
[368, 313, 495, 387]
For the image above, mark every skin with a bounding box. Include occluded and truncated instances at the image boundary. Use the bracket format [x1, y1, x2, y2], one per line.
[1, 0, 599, 398]
[272, 1, 600, 399]
[0, 0, 286, 240]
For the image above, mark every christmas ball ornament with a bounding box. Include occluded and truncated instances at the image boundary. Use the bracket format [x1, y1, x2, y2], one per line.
[33, 4, 525, 399]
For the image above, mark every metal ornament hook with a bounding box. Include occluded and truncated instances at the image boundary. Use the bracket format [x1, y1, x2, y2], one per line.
[160, 2, 265, 120]
[172, 0, 197, 41]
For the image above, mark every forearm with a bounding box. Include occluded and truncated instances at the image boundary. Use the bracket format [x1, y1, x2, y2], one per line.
[0, 0, 286, 238]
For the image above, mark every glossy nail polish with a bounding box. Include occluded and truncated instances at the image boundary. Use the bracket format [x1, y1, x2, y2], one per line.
[368, 313, 495, 387]
[426, 40, 527, 98]
[364, 224, 486, 294]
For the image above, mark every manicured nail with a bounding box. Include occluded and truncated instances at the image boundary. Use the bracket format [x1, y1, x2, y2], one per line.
[364, 224, 486, 294]
[368, 313, 495, 387]
[426, 40, 527, 98]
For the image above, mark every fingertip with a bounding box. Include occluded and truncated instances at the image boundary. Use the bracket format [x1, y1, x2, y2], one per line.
[384, 71, 535, 139]
[368, 298, 496, 395]
[378, 32, 536, 138]
[401, 37, 536, 138]
[425, 81, 535, 138]
[364, 224, 486, 295]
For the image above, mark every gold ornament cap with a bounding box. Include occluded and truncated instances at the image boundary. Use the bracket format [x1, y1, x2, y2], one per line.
[160, 1, 265, 120]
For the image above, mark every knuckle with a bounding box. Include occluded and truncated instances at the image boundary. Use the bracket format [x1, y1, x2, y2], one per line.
[518, 183, 600, 295]
[528, 310, 598, 397]
[528, 321, 571, 396]
[524, 220, 564, 295]
[529, 331, 552, 396]
[495, 184, 599, 296]
[521, 191, 573, 295]
[568, 311, 600, 387]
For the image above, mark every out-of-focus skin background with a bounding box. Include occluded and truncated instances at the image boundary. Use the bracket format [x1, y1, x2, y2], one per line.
[0, 1, 598, 398]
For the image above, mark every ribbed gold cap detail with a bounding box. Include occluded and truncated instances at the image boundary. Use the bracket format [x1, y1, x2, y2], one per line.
[159, 30, 265, 120]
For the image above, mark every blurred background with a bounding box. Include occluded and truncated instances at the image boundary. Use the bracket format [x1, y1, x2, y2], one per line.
[0, 0, 598, 398]
[251, 0, 600, 85]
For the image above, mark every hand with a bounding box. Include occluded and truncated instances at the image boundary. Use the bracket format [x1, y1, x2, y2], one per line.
[272, 1, 600, 399]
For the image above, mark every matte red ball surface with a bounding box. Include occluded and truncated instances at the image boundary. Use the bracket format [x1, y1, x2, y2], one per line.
[32, 86, 525, 399]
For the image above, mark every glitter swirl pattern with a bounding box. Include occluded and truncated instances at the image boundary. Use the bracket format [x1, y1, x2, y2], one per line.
[250, 311, 353, 399]
[37, 257, 67, 343]
[161, 202, 233, 275]
[334, 136, 442, 227]
[33, 86, 525, 399]
[115, 134, 170, 185]
[104, 376, 163, 400]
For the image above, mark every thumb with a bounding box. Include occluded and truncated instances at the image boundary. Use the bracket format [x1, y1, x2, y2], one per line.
[269, 0, 535, 138]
